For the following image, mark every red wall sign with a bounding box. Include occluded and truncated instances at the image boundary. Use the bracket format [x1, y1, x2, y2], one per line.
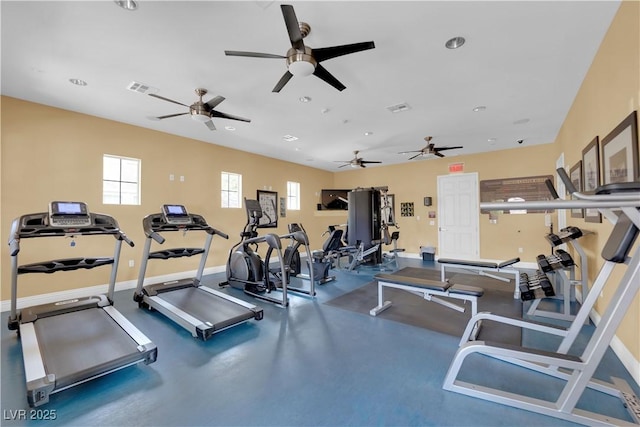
[448, 162, 464, 173]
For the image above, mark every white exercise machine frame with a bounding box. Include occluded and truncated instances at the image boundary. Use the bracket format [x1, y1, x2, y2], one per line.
[443, 177, 640, 426]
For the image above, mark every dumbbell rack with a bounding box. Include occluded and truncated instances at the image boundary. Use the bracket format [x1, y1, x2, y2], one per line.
[545, 226, 591, 303]
[527, 248, 578, 321]
[518, 270, 555, 301]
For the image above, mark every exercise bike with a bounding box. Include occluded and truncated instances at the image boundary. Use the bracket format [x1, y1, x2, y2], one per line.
[220, 198, 290, 307]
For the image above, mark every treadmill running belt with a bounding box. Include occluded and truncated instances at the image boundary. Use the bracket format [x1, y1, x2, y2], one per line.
[35, 308, 143, 390]
[157, 287, 255, 330]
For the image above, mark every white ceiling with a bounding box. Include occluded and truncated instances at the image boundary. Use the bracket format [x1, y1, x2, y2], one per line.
[1, 1, 621, 171]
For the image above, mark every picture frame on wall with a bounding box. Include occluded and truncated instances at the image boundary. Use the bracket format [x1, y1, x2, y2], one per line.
[381, 193, 395, 225]
[256, 190, 278, 228]
[582, 136, 601, 223]
[601, 110, 639, 184]
[569, 161, 583, 218]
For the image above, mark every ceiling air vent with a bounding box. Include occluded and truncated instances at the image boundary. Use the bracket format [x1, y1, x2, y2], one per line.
[127, 81, 156, 94]
[386, 102, 411, 113]
[283, 135, 299, 142]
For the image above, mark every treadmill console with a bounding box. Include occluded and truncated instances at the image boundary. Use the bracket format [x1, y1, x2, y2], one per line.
[49, 201, 91, 227]
[162, 204, 192, 225]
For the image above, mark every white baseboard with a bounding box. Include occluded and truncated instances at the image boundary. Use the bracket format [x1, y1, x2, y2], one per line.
[589, 308, 640, 387]
[1, 265, 227, 312]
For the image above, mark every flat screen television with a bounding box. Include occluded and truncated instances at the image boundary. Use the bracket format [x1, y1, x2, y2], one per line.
[320, 189, 350, 210]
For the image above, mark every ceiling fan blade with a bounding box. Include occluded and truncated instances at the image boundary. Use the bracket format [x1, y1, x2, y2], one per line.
[361, 160, 382, 164]
[435, 152, 445, 158]
[156, 112, 189, 120]
[408, 153, 423, 160]
[313, 64, 346, 91]
[204, 120, 216, 131]
[205, 95, 225, 110]
[398, 150, 422, 154]
[210, 110, 251, 123]
[224, 50, 285, 59]
[434, 146, 463, 151]
[337, 163, 349, 168]
[313, 41, 376, 62]
[149, 93, 189, 107]
[273, 71, 294, 93]
[281, 4, 305, 50]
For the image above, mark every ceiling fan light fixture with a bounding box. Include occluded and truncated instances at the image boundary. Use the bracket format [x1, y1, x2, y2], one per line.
[445, 36, 465, 49]
[288, 60, 315, 77]
[191, 113, 210, 123]
[114, 0, 138, 11]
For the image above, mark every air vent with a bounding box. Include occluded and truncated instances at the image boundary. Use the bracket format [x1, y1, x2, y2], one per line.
[127, 81, 156, 94]
[283, 135, 299, 142]
[386, 102, 411, 113]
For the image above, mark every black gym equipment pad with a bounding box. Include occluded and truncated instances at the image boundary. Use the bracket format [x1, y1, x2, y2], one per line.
[325, 267, 522, 344]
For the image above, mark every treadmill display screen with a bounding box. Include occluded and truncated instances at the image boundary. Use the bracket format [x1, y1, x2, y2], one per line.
[50, 201, 88, 216]
[163, 205, 188, 216]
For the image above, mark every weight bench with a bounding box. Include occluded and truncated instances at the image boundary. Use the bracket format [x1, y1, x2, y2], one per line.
[370, 273, 485, 339]
[438, 257, 521, 299]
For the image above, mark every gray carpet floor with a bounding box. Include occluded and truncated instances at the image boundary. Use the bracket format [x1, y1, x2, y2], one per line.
[326, 266, 523, 343]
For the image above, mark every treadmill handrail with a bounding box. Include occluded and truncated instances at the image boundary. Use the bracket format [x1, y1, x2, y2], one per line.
[142, 213, 227, 237]
[9, 212, 133, 255]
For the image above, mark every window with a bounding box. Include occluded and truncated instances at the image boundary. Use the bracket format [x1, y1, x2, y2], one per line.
[221, 171, 242, 208]
[287, 181, 300, 210]
[103, 155, 141, 205]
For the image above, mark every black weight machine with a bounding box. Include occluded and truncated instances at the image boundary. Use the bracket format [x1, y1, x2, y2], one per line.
[341, 187, 399, 272]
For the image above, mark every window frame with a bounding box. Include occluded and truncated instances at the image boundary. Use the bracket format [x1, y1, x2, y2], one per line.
[287, 181, 300, 211]
[102, 154, 141, 205]
[221, 171, 242, 208]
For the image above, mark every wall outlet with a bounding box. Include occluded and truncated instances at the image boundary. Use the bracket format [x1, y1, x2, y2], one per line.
[169, 174, 174, 181]
[128, 259, 135, 268]
[518, 247, 524, 253]
[180, 175, 185, 182]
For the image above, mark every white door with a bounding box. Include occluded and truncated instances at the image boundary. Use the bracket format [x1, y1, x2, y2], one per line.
[437, 173, 479, 259]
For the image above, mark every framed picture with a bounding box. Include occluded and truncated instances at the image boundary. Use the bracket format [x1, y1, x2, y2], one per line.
[381, 193, 395, 225]
[601, 110, 639, 184]
[582, 136, 601, 223]
[256, 190, 278, 228]
[569, 161, 583, 218]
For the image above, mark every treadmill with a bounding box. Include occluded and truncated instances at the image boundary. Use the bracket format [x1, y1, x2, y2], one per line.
[7, 201, 157, 407]
[133, 204, 263, 340]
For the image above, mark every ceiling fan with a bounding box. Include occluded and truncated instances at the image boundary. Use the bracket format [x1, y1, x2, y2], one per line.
[149, 88, 250, 131]
[335, 151, 382, 168]
[224, 4, 375, 93]
[399, 136, 463, 159]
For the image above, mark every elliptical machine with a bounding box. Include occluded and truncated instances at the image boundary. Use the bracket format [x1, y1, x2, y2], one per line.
[219, 198, 290, 307]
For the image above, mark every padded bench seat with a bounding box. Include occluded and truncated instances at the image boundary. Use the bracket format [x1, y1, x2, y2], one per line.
[438, 257, 521, 299]
[371, 272, 483, 319]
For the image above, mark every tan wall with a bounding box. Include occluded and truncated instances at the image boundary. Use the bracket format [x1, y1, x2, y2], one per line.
[553, 0, 640, 362]
[0, 96, 334, 300]
[333, 144, 559, 261]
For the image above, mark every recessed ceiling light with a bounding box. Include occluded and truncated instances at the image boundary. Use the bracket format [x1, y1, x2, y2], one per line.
[364, 131, 373, 136]
[283, 135, 299, 142]
[488, 138, 497, 143]
[69, 78, 87, 86]
[299, 96, 311, 103]
[224, 126, 236, 131]
[114, 0, 138, 11]
[473, 106, 486, 112]
[445, 36, 466, 49]
[320, 108, 330, 114]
